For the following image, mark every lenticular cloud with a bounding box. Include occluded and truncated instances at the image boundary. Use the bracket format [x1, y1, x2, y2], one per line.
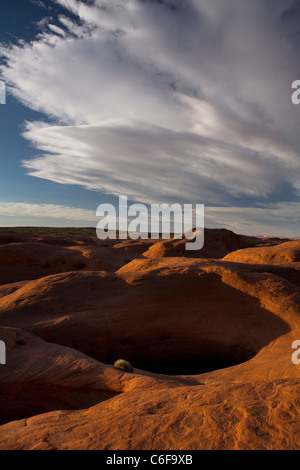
[1, 0, 300, 210]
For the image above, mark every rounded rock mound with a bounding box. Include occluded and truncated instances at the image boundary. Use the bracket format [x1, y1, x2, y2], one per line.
[223, 240, 300, 265]
[144, 228, 247, 259]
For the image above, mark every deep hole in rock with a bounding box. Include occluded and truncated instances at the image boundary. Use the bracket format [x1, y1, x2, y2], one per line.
[133, 354, 253, 375]
[114, 341, 256, 375]
[103, 273, 289, 376]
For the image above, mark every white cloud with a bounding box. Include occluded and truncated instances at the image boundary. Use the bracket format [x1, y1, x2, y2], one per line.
[30, 0, 48, 9]
[1, 0, 300, 229]
[21, 119, 293, 204]
[0, 200, 298, 238]
[0, 202, 97, 222]
[48, 24, 66, 37]
[206, 202, 300, 237]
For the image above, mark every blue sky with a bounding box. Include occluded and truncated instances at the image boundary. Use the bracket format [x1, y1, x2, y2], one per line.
[0, 0, 117, 227]
[0, 0, 300, 236]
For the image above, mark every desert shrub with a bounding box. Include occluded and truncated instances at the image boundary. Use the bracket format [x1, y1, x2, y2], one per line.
[72, 412, 85, 420]
[114, 359, 133, 373]
[16, 337, 26, 345]
[204, 379, 223, 385]
[123, 259, 132, 264]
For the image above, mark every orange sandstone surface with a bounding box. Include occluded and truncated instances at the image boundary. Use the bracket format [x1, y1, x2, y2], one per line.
[0, 229, 299, 450]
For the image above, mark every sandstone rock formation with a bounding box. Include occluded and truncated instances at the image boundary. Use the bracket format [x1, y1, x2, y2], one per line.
[0, 229, 299, 450]
[144, 228, 247, 259]
[0, 232, 121, 285]
[0, 326, 165, 426]
[223, 240, 300, 264]
[0, 378, 299, 450]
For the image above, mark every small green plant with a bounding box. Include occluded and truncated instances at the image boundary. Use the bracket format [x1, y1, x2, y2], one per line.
[114, 359, 133, 373]
[204, 379, 223, 385]
[123, 259, 132, 264]
[102, 243, 108, 247]
[16, 337, 26, 345]
[72, 411, 85, 420]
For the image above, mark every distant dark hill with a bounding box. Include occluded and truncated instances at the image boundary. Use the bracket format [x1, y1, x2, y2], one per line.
[144, 228, 247, 259]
